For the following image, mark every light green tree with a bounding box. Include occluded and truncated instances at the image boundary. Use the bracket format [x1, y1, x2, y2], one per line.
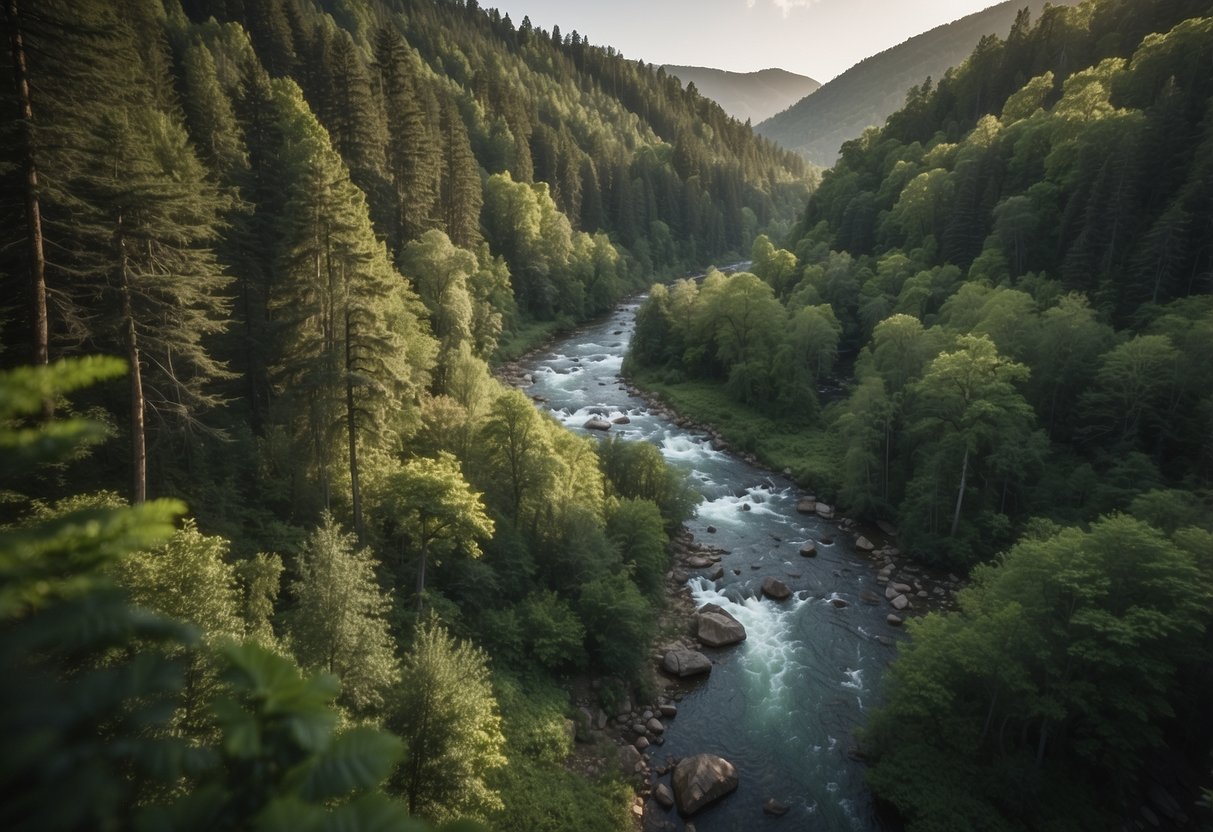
[391, 620, 506, 824]
[370, 452, 493, 607]
[288, 512, 398, 718]
[908, 334, 1035, 539]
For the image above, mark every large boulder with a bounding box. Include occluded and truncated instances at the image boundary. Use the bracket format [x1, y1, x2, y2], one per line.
[695, 604, 747, 647]
[761, 577, 792, 601]
[799, 542, 817, 557]
[583, 417, 612, 431]
[815, 502, 834, 518]
[795, 498, 816, 514]
[673, 754, 739, 815]
[855, 535, 875, 551]
[663, 649, 713, 677]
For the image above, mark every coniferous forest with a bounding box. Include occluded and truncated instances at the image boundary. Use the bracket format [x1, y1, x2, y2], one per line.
[0, 0, 804, 829]
[2, 0, 1212, 830]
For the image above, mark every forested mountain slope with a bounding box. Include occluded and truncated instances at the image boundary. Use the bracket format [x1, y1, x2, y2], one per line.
[661, 65, 821, 124]
[0, 0, 802, 828]
[630, 0, 1213, 826]
[755, 0, 1080, 166]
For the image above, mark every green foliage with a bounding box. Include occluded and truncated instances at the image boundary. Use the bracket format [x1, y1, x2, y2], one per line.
[391, 619, 506, 824]
[597, 435, 698, 528]
[576, 576, 655, 678]
[605, 498, 669, 600]
[865, 515, 1212, 830]
[287, 513, 397, 719]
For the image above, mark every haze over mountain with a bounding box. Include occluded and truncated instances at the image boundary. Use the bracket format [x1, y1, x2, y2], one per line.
[661, 65, 821, 124]
[756, 0, 1082, 166]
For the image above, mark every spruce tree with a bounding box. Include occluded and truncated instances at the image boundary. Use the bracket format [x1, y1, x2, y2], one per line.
[269, 79, 435, 536]
[437, 94, 483, 248]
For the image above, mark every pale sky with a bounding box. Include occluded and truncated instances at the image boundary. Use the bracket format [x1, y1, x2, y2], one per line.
[489, 0, 1002, 82]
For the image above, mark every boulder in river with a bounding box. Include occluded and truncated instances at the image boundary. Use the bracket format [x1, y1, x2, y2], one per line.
[653, 783, 675, 810]
[887, 614, 902, 626]
[815, 502, 834, 518]
[612, 415, 631, 424]
[855, 535, 875, 551]
[673, 754, 739, 816]
[662, 649, 713, 677]
[799, 542, 817, 557]
[763, 798, 790, 816]
[685, 556, 714, 569]
[583, 417, 612, 431]
[761, 577, 792, 601]
[795, 498, 816, 514]
[695, 604, 747, 647]
[891, 594, 910, 610]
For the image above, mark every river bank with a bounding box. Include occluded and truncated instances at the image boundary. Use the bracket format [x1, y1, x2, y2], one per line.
[502, 296, 967, 829]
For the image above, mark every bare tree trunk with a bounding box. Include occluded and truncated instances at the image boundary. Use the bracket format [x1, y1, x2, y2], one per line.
[5, 0, 49, 378]
[117, 225, 147, 504]
[345, 311, 363, 541]
[950, 445, 969, 538]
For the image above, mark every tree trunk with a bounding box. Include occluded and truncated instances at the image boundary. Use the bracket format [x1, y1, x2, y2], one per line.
[5, 0, 49, 378]
[345, 310, 363, 541]
[415, 518, 428, 611]
[117, 224, 147, 504]
[950, 445, 969, 538]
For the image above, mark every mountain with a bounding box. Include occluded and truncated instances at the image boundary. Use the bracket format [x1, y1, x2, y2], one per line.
[660, 65, 821, 124]
[755, 0, 1081, 166]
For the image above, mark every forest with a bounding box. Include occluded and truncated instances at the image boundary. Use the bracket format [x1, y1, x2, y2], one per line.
[627, 0, 1213, 828]
[0, 0, 810, 829]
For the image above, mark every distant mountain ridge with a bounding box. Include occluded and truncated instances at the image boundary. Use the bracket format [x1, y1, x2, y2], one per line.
[661, 65, 821, 124]
[755, 0, 1082, 166]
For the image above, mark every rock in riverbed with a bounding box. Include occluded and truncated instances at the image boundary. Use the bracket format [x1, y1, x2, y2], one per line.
[662, 649, 712, 677]
[695, 604, 747, 647]
[761, 577, 792, 601]
[673, 754, 739, 815]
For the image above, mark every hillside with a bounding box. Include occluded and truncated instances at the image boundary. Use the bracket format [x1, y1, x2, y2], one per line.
[0, 1, 811, 829]
[755, 0, 1080, 166]
[630, 0, 1213, 825]
[661, 65, 820, 124]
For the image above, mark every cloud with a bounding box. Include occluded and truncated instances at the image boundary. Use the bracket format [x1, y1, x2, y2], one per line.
[746, 0, 821, 15]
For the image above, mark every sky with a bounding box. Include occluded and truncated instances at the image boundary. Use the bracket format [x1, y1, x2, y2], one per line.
[488, 0, 1002, 83]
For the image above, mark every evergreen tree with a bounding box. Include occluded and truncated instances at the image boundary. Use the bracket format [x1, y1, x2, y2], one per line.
[287, 512, 397, 718]
[375, 24, 440, 250]
[269, 79, 435, 535]
[437, 94, 483, 248]
[391, 619, 505, 824]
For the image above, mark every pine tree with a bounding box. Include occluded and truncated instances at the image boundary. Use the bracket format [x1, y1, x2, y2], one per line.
[374, 25, 440, 251]
[269, 79, 435, 536]
[288, 512, 397, 718]
[437, 94, 483, 248]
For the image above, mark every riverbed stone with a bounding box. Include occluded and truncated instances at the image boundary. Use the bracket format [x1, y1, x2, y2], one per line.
[660, 703, 678, 718]
[763, 798, 790, 816]
[885, 584, 901, 600]
[612, 415, 631, 424]
[647, 717, 665, 734]
[583, 417, 612, 431]
[796, 498, 816, 514]
[855, 535, 875, 551]
[799, 542, 817, 557]
[887, 614, 902, 626]
[695, 604, 747, 647]
[761, 577, 792, 601]
[653, 783, 675, 809]
[891, 594, 910, 610]
[830, 597, 849, 608]
[635, 736, 650, 751]
[686, 556, 713, 569]
[672, 754, 739, 816]
[859, 589, 881, 605]
[815, 502, 834, 518]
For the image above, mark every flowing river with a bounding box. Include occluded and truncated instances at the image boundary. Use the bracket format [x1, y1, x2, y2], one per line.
[520, 294, 900, 831]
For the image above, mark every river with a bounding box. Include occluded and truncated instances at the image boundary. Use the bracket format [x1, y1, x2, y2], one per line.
[520, 295, 901, 831]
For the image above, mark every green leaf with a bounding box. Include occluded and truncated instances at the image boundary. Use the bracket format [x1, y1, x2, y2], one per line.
[291, 726, 404, 801]
[320, 793, 425, 832]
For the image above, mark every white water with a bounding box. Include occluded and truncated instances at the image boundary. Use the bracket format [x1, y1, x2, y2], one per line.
[521, 296, 899, 830]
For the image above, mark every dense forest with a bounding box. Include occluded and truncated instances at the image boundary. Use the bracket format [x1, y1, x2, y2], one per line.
[0, 0, 813, 828]
[629, 0, 1213, 827]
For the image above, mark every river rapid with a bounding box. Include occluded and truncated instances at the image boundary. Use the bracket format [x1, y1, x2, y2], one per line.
[520, 295, 901, 831]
